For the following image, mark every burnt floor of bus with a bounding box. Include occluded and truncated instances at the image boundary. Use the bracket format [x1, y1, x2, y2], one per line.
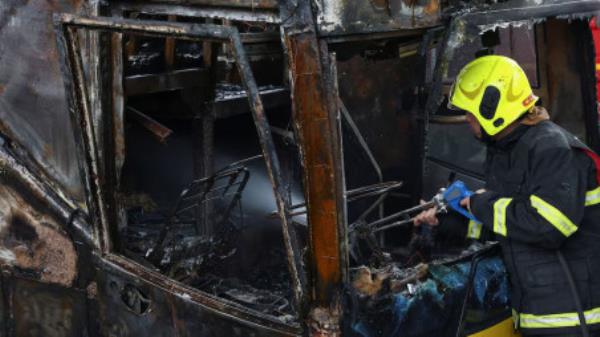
[117, 106, 297, 321]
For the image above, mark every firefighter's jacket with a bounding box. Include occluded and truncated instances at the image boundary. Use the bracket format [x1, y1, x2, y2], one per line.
[468, 120, 600, 336]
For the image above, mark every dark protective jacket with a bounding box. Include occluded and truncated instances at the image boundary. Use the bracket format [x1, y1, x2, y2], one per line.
[468, 120, 600, 336]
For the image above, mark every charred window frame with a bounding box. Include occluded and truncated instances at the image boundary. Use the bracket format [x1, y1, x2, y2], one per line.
[54, 14, 305, 329]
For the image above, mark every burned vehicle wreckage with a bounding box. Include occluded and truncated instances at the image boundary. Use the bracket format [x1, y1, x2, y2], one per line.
[0, 0, 599, 336]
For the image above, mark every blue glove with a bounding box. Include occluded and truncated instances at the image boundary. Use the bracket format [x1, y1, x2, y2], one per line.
[442, 180, 480, 223]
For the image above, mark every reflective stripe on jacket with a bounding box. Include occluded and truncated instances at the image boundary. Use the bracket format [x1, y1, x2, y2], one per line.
[470, 121, 600, 336]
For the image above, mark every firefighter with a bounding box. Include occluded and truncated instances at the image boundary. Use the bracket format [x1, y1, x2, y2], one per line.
[414, 55, 600, 337]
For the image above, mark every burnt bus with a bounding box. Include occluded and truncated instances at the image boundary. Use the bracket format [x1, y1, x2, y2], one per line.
[0, 0, 598, 336]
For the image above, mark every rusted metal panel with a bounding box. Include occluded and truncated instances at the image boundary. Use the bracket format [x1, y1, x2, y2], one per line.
[0, 143, 89, 331]
[285, 27, 340, 305]
[0, 0, 86, 203]
[316, 0, 441, 36]
[279, 1, 345, 329]
[142, 0, 278, 10]
[0, 205, 77, 287]
[0, 150, 83, 288]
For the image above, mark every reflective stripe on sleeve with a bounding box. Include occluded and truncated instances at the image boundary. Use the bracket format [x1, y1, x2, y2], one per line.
[585, 186, 600, 207]
[530, 195, 578, 237]
[512, 309, 519, 329]
[519, 307, 600, 329]
[493, 198, 512, 236]
[466, 220, 482, 239]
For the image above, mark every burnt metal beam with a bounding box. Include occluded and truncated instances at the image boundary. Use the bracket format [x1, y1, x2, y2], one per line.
[124, 68, 210, 96]
[323, 28, 426, 44]
[228, 23, 307, 311]
[279, 0, 347, 335]
[214, 87, 290, 119]
[240, 31, 280, 44]
[164, 15, 178, 71]
[140, 0, 278, 10]
[126, 107, 173, 142]
[55, 22, 111, 252]
[182, 39, 218, 237]
[110, 3, 280, 24]
[57, 14, 233, 41]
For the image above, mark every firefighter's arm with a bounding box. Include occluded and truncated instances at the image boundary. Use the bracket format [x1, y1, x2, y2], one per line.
[469, 146, 586, 249]
[436, 210, 494, 243]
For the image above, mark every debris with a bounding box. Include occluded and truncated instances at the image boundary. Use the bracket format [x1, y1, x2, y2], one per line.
[352, 266, 390, 297]
[120, 193, 158, 212]
[389, 263, 429, 292]
[123, 214, 295, 319]
[127, 106, 173, 143]
[192, 273, 292, 319]
[351, 244, 509, 337]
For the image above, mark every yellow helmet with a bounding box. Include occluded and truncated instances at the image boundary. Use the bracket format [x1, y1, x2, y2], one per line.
[448, 55, 538, 136]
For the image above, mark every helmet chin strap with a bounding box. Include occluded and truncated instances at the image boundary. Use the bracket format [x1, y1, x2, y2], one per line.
[476, 111, 530, 144]
[477, 128, 495, 145]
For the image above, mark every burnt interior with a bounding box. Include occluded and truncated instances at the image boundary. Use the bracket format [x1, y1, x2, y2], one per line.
[95, 10, 597, 329]
[110, 14, 302, 322]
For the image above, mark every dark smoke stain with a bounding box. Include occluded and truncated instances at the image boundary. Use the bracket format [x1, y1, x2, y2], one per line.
[0, 0, 30, 32]
[4, 211, 38, 247]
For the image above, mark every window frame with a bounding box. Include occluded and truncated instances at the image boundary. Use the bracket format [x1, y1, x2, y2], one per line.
[54, 13, 305, 330]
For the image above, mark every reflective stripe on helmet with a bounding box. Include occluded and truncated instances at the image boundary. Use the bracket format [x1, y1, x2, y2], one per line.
[493, 198, 512, 236]
[530, 195, 578, 237]
[585, 186, 600, 207]
[466, 220, 482, 239]
[519, 307, 600, 329]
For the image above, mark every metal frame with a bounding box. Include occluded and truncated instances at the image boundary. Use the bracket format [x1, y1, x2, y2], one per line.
[278, 1, 348, 334]
[54, 13, 305, 331]
[110, 2, 281, 24]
